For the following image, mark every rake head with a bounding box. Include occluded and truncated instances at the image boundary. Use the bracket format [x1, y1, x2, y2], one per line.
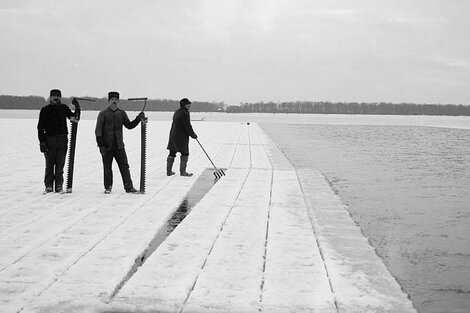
[213, 168, 226, 179]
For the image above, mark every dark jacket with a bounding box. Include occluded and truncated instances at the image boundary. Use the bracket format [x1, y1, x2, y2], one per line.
[167, 107, 197, 154]
[95, 107, 140, 151]
[37, 103, 77, 142]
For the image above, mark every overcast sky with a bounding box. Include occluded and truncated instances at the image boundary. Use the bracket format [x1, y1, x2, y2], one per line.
[1, 0, 469, 105]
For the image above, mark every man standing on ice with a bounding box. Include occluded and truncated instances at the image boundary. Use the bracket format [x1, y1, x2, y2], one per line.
[166, 98, 198, 177]
[95, 91, 144, 194]
[37, 89, 80, 194]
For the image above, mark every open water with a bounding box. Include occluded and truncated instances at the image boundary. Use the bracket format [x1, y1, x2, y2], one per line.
[261, 123, 470, 313]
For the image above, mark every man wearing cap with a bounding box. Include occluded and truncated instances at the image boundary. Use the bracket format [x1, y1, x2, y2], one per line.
[95, 91, 144, 194]
[37, 89, 80, 194]
[166, 98, 198, 177]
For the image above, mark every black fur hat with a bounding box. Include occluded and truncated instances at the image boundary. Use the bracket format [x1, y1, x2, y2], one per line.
[50, 89, 62, 97]
[108, 91, 120, 100]
[180, 98, 191, 107]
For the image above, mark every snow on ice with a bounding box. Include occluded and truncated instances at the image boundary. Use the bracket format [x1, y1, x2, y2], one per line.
[0, 111, 416, 312]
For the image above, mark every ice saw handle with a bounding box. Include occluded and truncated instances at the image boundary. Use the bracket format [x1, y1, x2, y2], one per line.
[128, 97, 148, 112]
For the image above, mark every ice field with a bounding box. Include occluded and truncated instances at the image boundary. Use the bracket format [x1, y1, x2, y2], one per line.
[0, 112, 416, 312]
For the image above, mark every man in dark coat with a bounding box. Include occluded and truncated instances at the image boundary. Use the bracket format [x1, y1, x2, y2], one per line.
[167, 98, 198, 176]
[37, 89, 80, 193]
[95, 91, 144, 194]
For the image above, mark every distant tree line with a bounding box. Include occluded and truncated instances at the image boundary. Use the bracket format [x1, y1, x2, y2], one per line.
[2, 95, 470, 116]
[0, 95, 225, 112]
[226, 101, 470, 116]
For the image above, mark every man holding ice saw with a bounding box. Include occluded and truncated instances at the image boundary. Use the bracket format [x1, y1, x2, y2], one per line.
[37, 89, 80, 194]
[95, 91, 144, 194]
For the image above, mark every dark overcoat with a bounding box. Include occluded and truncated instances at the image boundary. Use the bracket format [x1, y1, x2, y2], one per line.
[37, 103, 76, 142]
[95, 107, 139, 151]
[167, 107, 197, 154]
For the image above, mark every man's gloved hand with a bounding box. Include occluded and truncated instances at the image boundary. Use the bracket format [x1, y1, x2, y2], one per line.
[40, 142, 48, 153]
[137, 112, 145, 121]
[192, 134, 198, 140]
[99, 146, 106, 156]
[96, 136, 104, 147]
[72, 98, 81, 122]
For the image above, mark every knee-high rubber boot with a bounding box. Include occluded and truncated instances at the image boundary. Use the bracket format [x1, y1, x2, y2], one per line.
[167, 156, 175, 176]
[180, 155, 193, 177]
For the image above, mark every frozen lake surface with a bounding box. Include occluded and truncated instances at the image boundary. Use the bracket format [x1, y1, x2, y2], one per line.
[261, 123, 470, 313]
[1, 109, 469, 312]
[2, 109, 418, 312]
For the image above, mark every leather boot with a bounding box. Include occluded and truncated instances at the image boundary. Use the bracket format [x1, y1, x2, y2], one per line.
[167, 156, 175, 176]
[180, 155, 193, 177]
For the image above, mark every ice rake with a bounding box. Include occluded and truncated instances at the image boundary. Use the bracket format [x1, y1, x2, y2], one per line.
[128, 97, 148, 193]
[65, 97, 95, 193]
[196, 138, 225, 179]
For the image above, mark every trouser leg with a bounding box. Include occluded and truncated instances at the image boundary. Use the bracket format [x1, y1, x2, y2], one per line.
[44, 136, 58, 188]
[44, 152, 55, 188]
[102, 150, 114, 190]
[115, 148, 134, 190]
